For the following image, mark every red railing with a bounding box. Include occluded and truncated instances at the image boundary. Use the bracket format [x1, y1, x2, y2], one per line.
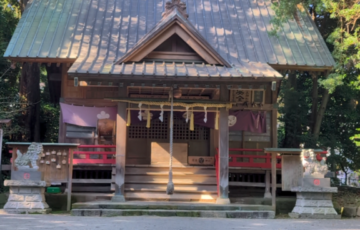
[72, 145, 116, 165]
[215, 148, 282, 169]
[215, 148, 282, 196]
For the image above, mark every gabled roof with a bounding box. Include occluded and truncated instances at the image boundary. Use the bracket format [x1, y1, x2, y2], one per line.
[4, 0, 335, 76]
[113, 8, 231, 67]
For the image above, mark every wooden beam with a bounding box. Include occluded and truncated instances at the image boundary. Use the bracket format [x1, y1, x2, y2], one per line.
[270, 64, 333, 72]
[62, 98, 117, 107]
[6, 57, 75, 64]
[229, 181, 281, 187]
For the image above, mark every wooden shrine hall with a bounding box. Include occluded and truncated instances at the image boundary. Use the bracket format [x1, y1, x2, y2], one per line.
[4, 0, 335, 210]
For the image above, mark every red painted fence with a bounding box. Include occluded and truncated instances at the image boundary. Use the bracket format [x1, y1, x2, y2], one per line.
[72, 145, 116, 165]
[215, 148, 282, 169]
[214, 148, 282, 196]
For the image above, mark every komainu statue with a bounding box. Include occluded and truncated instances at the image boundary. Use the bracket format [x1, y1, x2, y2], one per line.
[301, 149, 328, 178]
[14, 142, 43, 171]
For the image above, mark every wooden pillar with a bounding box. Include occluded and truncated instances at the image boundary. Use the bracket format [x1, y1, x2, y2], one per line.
[67, 148, 74, 211]
[112, 102, 127, 202]
[271, 152, 277, 210]
[216, 85, 230, 204]
[216, 107, 230, 204]
[61, 63, 67, 98]
[271, 83, 278, 210]
[0, 129, 3, 186]
[264, 170, 271, 198]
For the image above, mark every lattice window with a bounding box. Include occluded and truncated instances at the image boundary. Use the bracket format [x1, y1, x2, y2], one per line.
[173, 113, 209, 141]
[148, 114, 168, 139]
[128, 112, 168, 139]
[127, 112, 209, 140]
[128, 125, 148, 139]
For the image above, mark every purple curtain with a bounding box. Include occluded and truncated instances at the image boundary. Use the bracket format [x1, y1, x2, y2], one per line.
[60, 103, 117, 127]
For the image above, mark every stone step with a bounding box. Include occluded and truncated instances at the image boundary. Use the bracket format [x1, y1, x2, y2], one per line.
[71, 208, 275, 218]
[72, 201, 273, 211]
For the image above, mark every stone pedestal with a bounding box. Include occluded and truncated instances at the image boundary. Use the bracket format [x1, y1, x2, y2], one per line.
[288, 186, 340, 219]
[3, 180, 51, 214]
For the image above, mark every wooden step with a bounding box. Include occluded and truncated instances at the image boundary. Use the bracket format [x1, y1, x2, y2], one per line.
[124, 192, 217, 202]
[125, 165, 215, 174]
[125, 184, 217, 193]
[125, 169, 215, 176]
[125, 175, 217, 185]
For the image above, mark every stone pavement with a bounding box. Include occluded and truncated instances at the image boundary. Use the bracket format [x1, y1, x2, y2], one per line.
[0, 212, 359, 230]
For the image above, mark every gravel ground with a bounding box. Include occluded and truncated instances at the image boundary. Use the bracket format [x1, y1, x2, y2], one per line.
[0, 213, 359, 230]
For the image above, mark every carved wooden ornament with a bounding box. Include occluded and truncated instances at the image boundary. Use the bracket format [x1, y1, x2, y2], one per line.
[162, 0, 188, 19]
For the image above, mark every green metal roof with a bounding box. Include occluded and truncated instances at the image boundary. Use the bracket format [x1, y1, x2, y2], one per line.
[4, 0, 335, 76]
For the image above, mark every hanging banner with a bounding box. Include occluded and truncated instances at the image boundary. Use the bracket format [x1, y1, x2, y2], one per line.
[60, 103, 117, 127]
[129, 110, 161, 125]
[192, 110, 267, 133]
[127, 109, 266, 133]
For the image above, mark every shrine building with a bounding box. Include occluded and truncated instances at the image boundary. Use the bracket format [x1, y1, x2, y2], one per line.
[4, 0, 334, 212]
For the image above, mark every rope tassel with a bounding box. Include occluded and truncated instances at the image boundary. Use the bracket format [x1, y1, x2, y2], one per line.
[190, 110, 194, 131]
[215, 111, 219, 130]
[126, 109, 131, 127]
[146, 109, 151, 128]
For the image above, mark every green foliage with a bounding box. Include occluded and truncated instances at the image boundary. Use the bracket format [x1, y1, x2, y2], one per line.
[40, 103, 60, 143]
[0, 0, 60, 192]
[271, 0, 360, 89]
[272, 0, 360, 177]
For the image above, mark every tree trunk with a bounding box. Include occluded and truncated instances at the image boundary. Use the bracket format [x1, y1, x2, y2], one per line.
[20, 63, 41, 142]
[310, 73, 318, 132]
[20, 0, 29, 13]
[344, 171, 348, 186]
[283, 72, 302, 147]
[313, 89, 330, 139]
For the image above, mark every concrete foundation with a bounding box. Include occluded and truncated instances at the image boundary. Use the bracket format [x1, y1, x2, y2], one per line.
[288, 186, 340, 219]
[3, 180, 51, 214]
